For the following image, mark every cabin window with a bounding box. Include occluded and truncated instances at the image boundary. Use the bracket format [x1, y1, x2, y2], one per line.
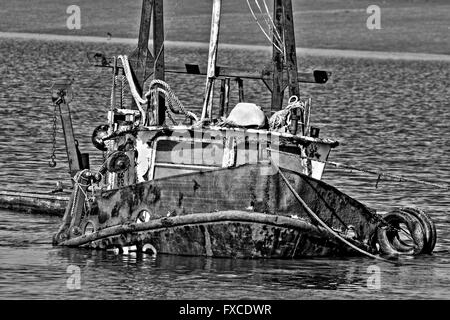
[151, 133, 273, 179]
[155, 140, 223, 165]
[152, 138, 223, 179]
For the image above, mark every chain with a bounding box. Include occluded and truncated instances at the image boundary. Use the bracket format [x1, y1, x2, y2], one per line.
[118, 171, 125, 187]
[110, 75, 116, 110]
[48, 102, 58, 168]
[121, 74, 125, 109]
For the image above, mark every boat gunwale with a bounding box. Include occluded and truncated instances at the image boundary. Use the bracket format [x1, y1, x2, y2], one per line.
[125, 125, 339, 148]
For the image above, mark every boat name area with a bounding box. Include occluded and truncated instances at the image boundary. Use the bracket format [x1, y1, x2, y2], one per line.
[138, 127, 328, 174]
[178, 303, 272, 317]
[162, 128, 284, 167]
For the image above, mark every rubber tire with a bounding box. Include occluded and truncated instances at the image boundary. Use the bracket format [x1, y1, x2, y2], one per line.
[399, 207, 437, 254]
[91, 124, 109, 151]
[377, 209, 426, 255]
[391, 235, 415, 253]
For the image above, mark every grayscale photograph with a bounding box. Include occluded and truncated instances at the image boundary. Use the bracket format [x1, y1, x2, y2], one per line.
[0, 0, 449, 304]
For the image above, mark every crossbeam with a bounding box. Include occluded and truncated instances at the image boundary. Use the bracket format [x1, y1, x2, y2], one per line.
[86, 54, 331, 85]
[165, 64, 330, 84]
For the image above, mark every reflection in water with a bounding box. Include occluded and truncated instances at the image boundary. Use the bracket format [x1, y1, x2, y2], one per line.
[0, 38, 449, 299]
[1, 206, 449, 299]
[50, 247, 380, 298]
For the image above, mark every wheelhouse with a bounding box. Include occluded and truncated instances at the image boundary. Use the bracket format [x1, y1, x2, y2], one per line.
[129, 126, 338, 185]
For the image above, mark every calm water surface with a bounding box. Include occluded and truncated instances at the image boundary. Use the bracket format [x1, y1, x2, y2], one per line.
[0, 38, 449, 299]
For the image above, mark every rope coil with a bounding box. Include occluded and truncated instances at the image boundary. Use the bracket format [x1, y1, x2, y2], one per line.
[269, 95, 305, 131]
[146, 80, 199, 123]
[117, 55, 198, 126]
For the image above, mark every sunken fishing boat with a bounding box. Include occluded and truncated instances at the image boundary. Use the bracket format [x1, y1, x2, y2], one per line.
[52, 0, 438, 259]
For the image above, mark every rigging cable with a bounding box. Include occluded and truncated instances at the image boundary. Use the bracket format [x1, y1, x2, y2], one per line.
[272, 150, 449, 190]
[246, 0, 284, 54]
[255, 0, 285, 55]
[270, 159, 399, 265]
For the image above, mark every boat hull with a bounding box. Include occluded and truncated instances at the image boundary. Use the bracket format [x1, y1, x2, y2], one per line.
[89, 163, 379, 246]
[62, 211, 368, 258]
[54, 162, 381, 258]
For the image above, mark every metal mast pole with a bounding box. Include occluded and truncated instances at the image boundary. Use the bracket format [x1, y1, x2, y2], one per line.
[283, 0, 303, 135]
[201, 0, 222, 120]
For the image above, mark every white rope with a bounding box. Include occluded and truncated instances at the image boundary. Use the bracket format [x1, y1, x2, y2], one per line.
[145, 79, 199, 122]
[261, 0, 283, 45]
[246, 0, 284, 54]
[117, 55, 147, 125]
[260, 0, 286, 58]
[255, 0, 284, 53]
[70, 169, 91, 217]
[270, 160, 398, 265]
[269, 95, 305, 131]
[117, 55, 198, 125]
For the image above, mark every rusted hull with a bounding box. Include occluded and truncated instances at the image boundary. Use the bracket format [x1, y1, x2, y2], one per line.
[54, 163, 381, 258]
[62, 211, 367, 258]
[93, 164, 379, 243]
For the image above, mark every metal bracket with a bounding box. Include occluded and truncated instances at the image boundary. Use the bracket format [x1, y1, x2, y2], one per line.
[51, 79, 73, 103]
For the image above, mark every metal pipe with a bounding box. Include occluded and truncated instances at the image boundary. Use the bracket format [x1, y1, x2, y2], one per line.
[219, 78, 226, 117]
[224, 77, 230, 116]
[237, 78, 244, 102]
[201, 0, 222, 120]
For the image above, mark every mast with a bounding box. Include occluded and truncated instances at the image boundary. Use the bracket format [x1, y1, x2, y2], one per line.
[128, 0, 165, 125]
[271, 0, 284, 113]
[129, 0, 154, 96]
[283, 0, 302, 135]
[201, 0, 222, 120]
[271, 0, 302, 135]
[152, 0, 166, 125]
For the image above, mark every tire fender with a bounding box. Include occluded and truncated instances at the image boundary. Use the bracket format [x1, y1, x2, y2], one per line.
[377, 209, 426, 255]
[400, 207, 437, 254]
